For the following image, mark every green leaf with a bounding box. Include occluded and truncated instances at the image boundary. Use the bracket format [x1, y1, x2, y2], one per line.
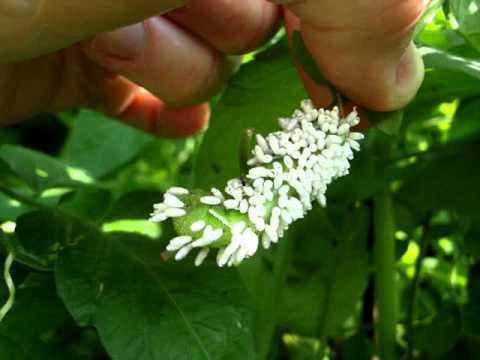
[414, 0, 446, 38]
[58, 188, 112, 223]
[461, 263, 480, 336]
[397, 142, 480, 215]
[0, 273, 72, 359]
[414, 47, 480, 103]
[421, 46, 480, 80]
[413, 310, 462, 357]
[329, 130, 392, 202]
[416, 66, 480, 103]
[367, 110, 404, 136]
[450, 98, 480, 141]
[1, 231, 52, 271]
[278, 207, 370, 337]
[15, 210, 67, 257]
[450, 0, 480, 52]
[62, 109, 153, 178]
[0, 192, 32, 221]
[342, 333, 373, 360]
[11, 210, 93, 272]
[56, 231, 256, 360]
[195, 39, 307, 189]
[0, 145, 84, 193]
[106, 189, 164, 221]
[465, 221, 480, 259]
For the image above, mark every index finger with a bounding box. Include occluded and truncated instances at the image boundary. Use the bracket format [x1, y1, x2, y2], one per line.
[0, 0, 185, 62]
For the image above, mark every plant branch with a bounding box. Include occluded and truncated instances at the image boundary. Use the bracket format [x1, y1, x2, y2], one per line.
[0, 252, 15, 322]
[405, 213, 433, 360]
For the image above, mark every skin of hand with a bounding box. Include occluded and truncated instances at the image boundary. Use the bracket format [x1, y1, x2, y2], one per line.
[0, 0, 280, 136]
[276, 0, 426, 113]
[0, 0, 425, 136]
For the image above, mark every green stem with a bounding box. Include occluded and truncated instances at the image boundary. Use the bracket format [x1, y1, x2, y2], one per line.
[373, 169, 397, 360]
[405, 213, 432, 360]
[0, 253, 15, 322]
[256, 233, 294, 359]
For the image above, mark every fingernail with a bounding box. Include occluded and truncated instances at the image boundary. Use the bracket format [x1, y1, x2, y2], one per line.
[92, 23, 146, 60]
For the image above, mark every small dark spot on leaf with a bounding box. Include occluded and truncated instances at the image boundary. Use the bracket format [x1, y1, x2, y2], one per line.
[211, 164, 221, 174]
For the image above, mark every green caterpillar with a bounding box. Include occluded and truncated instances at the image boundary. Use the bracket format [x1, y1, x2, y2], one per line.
[149, 100, 363, 267]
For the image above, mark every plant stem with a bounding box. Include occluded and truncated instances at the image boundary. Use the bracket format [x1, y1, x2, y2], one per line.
[0, 253, 15, 322]
[256, 233, 294, 360]
[405, 213, 432, 360]
[373, 161, 397, 359]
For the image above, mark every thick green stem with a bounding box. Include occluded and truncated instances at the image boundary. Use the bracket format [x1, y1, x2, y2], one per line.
[0, 253, 15, 322]
[374, 178, 397, 360]
[256, 233, 293, 359]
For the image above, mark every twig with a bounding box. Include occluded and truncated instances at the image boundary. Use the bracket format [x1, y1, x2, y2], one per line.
[0, 253, 15, 322]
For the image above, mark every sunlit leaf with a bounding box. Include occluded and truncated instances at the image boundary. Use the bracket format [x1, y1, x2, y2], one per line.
[62, 109, 153, 178]
[450, 0, 480, 52]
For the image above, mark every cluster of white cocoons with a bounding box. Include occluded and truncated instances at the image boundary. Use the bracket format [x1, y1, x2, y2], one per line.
[150, 100, 364, 267]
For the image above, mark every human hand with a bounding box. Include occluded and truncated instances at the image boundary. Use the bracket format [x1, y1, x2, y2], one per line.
[276, 0, 426, 113]
[0, 0, 280, 136]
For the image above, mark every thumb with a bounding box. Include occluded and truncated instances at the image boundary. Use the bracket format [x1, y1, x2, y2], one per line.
[0, 0, 184, 62]
[282, 0, 426, 112]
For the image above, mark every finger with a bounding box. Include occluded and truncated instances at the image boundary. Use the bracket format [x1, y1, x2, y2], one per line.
[283, 12, 334, 109]
[283, 10, 372, 129]
[283, 8, 392, 130]
[283, 0, 426, 112]
[102, 76, 209, 137]
[0, 0, 185, 62]
[84, 17, 239, 106]
[0, 48, 208, 138]
[168, 0, 280, 54]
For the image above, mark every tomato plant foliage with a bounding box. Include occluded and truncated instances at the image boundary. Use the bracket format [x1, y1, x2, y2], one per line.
[2, 2, 480, 359]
